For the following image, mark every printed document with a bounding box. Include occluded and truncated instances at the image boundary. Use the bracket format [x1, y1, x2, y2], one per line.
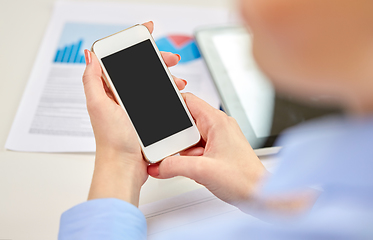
[5, 1, 229, 152]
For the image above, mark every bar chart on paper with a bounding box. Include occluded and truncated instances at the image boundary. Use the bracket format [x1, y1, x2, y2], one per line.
[53, 22, 126, 64]
[54, 39, 85, 63]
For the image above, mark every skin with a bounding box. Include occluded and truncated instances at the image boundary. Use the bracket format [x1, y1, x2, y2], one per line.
[85, 0, 373, 215]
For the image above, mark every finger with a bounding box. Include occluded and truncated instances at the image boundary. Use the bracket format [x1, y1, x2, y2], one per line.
[179, 147, 205, 156]
[82, 50, 107, 104]
[148, 155, 208, 181]
[142, 21, 154, 34]
[173, 75, 187, 90]
[179, 138, 206, 155]
[182, 93, 226, 141]
[102, 78, 117, 103]
[147, 162, 160, 177]
[161, 51, 181, 67]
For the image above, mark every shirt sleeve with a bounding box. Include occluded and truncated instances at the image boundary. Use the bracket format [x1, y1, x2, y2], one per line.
[58, 198, 147, 240]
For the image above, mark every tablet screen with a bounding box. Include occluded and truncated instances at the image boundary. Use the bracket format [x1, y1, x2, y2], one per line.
[196, 26, 339, 151]
[213, 32, 275, 139]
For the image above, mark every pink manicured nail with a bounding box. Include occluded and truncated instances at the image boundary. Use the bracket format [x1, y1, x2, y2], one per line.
[154, 165, 159, 176]
[148, 164, 160, 177]
[182, 79, 187, 86]
[84, 49, 91, 65]
[143, 21, 153, 27]
[176, 54, 181, 61]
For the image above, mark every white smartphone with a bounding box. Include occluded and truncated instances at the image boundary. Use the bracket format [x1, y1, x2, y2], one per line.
[91, 24, 200, 163]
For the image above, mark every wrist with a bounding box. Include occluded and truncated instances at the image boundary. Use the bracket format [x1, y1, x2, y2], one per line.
[95, 145, 141, 165]
[88, 150, 147, 207]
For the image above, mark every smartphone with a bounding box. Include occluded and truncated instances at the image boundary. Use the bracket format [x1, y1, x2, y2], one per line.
[91, 24, 200, 163]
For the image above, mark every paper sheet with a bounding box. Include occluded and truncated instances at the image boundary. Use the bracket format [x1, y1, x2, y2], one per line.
[140, 187, 269, 239]
[6, 1, 229, 152]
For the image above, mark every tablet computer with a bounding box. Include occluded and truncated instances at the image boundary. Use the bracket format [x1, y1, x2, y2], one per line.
[195, 25, 339, 155]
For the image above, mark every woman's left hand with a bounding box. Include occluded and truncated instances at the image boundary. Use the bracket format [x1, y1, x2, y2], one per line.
[84, 21, 186, 206]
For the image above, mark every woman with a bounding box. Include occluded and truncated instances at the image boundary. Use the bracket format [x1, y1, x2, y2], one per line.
[59, 0, 373, 239]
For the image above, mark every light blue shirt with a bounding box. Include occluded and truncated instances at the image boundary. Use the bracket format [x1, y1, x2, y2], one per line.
[251, 115, 373, 239]
[58, 198, 147, 240]
[59, 116, 373, 239]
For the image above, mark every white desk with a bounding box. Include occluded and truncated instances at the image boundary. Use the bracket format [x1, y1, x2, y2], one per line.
[0, 1, 276, 239]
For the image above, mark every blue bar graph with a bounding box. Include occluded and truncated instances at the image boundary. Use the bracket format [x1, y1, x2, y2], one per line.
[54, 39, 85, 64]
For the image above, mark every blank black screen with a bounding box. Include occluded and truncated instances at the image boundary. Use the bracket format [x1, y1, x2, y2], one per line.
[101, 39, 193, 147]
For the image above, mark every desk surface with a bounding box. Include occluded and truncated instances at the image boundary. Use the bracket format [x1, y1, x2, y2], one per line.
[0, 1, 276, 239]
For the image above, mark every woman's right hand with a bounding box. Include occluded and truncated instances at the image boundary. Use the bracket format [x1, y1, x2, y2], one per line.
[148, 93, 268, 206]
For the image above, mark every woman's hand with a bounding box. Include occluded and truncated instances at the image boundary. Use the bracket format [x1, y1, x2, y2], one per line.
[84, 21, 187, 206]
[148, 93, 268, 206]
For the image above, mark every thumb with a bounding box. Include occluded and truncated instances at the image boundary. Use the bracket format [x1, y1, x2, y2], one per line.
[182, 93, 226, 142]
[148, 155, 209, 182]
[82, 50, 107, 104]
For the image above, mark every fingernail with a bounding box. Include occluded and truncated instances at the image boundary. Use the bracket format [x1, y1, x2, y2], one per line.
[148, 164, 159, 177]
[176, 54, 181, 61]
[84, 49, 91, 65]
[154, 165, 159, 176]
[182, 79, 187, 86]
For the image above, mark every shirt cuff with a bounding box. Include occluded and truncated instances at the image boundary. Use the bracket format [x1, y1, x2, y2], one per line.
[58, 198, 147, 240]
